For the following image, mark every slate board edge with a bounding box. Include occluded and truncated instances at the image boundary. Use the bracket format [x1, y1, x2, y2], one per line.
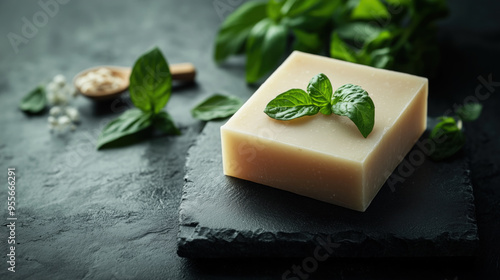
[177, 122, 479, 258]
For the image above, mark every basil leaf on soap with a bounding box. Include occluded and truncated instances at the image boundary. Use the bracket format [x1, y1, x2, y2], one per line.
[191, 94, 244, 121]
[215, 0, 268, 62]
[429, 117, 465, 161]
[153, 111, 181, 135]
[97, 109, 153, 150]
[264, 88, 319, 120]
[265, 73, 375, 138]
[331, 84, 375, 138]
[307, 73, 333, 115]
[19, 86, 46, 114]
[456, 103, 482, 122]
[245, 19, 287, 83]
[129, 47, 172, 114]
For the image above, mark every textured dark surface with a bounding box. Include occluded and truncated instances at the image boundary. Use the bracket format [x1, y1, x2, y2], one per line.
[0, 0, 499, 279]
[178, 121, 478, 258]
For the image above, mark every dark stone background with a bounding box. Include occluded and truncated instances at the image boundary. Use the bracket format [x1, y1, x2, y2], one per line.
[0, 0, 498, 279]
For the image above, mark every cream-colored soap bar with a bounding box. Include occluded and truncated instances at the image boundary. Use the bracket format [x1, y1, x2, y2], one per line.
[221, 51, 427, 212]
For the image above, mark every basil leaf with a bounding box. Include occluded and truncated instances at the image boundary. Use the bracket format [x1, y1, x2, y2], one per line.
[292, 28, 323, 53]
[385, 0, 411, 6]
[351, 0, 389, 20]
[429, 117, 465, 160]
[336, 22, 382, 45]
[266, 0, 284, 22]
[97, 109, 153, 150]
[456, 103, 482, 122]
[129, 47, 172, 114]
[264, 88, 319, 120]
[307, 73, 333, 115]
[331, 84, 375, 138]
[19, 86, 46, 114]
[330, 32, 358, 63]
[245, 19, 287, 83]
[153, 111, 180, 135]
[280, 0, 321, 18]
[215, 1, 268, 62]
[191, 94, 243, 121]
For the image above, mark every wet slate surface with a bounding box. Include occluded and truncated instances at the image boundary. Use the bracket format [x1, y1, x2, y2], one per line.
[0, 0, 499, 279]
[178, 121, 478, 258]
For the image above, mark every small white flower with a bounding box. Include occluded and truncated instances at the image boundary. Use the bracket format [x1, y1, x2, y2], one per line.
[48, 116, 58, 131]
[65, 107, 79, 122]
[49, 106, 62, 116]
[47, 81, 58, 92]
[53, 74, 66, 86]
[56, 115, 71, 131]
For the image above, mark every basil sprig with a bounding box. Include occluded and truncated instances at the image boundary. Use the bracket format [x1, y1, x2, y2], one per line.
[97, 47, 180, 150]
[264, 73, 375, 138]
[429, 103, 482, 160]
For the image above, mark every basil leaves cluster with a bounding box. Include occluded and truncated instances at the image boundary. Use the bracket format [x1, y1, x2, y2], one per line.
[214, 0, 337, 83]
[214, 0, 448, 83]
[264, 73, 375, 138]
[97, 47, 180, 150]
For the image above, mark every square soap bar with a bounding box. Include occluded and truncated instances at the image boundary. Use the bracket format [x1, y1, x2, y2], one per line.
[220, 51, 428, 212]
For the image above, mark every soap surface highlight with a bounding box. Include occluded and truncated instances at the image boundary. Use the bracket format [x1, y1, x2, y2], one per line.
[220, 51, 428, 212]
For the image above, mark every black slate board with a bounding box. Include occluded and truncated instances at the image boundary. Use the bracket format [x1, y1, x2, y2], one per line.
[177, 121, 478, 258]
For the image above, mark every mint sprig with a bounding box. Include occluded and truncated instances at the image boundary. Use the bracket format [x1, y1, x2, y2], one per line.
[97, 47, 180, 150]
[264, 73, 375, 138]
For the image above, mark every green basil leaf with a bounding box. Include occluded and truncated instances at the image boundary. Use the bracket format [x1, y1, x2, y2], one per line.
[245, 19, 287, 83]
[351, 0, 390, 20]
[191, 94, 243, 121]
[429, 117, 465, 160]
[215, 1, 268, 62]
[456, 103, 482, 122]
[264, 88, 319, 120]
[97, 109, 153, 150]
[385, 0, 411, 6]
[266, 0, 284, 22]
[307, 73, 333, 114]
[129, 47, 172, 114]
[153, 111, 180, 135]
[368, 47, 392, 68]
[19, 86, 46, 114]
[336, 22, 382, 47]
[281, 0, 320, 18]
[330, 32, 358, 63]
[292, 28, 323, 53]
[331, 84, 375, 138]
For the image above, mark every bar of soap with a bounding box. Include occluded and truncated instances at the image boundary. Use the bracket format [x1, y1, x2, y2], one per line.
[220, 51, 428, 212]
